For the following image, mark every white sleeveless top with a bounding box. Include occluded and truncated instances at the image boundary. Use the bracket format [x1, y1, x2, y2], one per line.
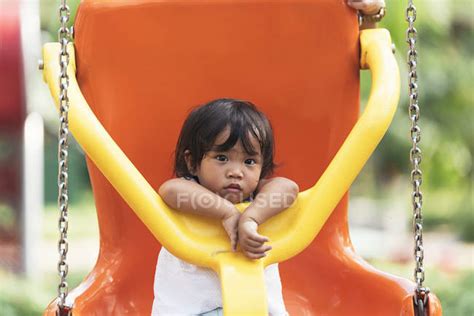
[151, 247, 288, 315]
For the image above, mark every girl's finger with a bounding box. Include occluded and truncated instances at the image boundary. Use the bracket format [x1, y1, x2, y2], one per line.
[243, 238, 263, 248]
[229, 232, 238, 252]
[231, 237, 237, 252]
[248, 233, 269, 244]
[244, 244, 272, 254]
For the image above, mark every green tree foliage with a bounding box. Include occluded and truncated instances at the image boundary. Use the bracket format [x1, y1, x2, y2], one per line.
[368, 0, 473, 240]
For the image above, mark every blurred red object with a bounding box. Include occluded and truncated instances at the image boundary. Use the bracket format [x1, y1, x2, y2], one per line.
[0, 0, 24, 273]
[0, 0, 25, 130]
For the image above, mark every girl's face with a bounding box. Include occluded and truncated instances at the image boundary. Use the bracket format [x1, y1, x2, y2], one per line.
[187, 127, 263, 204]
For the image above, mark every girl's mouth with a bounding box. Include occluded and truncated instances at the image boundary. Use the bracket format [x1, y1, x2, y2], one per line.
[224, 184, 242, 192]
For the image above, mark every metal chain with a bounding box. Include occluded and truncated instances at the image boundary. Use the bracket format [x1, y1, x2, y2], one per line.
[406, 1, 430, 315]
[57, 0, 72, 315]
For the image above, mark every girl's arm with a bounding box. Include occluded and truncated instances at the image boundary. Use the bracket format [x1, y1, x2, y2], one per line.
[159, 178, 237, 218]
[242, 177, 299, 225]
[159, 178, 241, 250]
[238, 177, 299, 259]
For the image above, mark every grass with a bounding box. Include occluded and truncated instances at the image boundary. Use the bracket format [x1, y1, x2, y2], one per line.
[0, 269, 89, 316]
[0, 196, 99, 315]
[371, 260, 474, 315]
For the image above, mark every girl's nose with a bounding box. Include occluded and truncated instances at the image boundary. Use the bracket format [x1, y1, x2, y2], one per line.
[226, 165, 243, 179]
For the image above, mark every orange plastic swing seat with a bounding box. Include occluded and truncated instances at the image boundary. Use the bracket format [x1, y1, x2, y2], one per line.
[43, 0, 442, 315]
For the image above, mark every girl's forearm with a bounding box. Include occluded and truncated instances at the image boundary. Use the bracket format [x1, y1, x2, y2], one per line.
[242, 177, 298, 225]
[159, 179, 236, 219]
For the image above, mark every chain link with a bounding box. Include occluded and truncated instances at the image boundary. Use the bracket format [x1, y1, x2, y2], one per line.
[57, 0, 72, 314]
[406, 1, 430, 315]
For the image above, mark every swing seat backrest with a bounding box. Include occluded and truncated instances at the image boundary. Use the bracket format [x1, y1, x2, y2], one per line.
[42, 0, 443, 315]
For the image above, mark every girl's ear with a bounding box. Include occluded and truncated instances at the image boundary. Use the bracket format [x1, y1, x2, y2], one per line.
[184, 150, 195, 175]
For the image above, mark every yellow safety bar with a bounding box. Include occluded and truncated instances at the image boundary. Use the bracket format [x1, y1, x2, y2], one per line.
[42, 29, 399, 315]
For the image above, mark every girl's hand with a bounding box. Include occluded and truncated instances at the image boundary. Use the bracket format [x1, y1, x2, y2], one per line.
[347, 0, 385, 15]
[221, 209, 241, 252]
[238, 217, 272, 259]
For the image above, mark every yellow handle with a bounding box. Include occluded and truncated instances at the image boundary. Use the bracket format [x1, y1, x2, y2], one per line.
[218, 253, 268, 315]
[42, 28, 399, 315]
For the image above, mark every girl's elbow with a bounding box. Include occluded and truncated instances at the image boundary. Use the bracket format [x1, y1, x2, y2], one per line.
[159, 179, 179, 200]
[158, 183, 171, 200]
[288, 180, 299, 200]
[278, 178, 298, 204]
[281, 180, 298, 209]
[281, 178, 299, 195]
[292, 181, 299, 195]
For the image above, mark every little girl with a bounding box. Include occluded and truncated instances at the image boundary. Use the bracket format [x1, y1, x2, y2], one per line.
[151, 0, 386, 313]
[152, 98, 299, 315]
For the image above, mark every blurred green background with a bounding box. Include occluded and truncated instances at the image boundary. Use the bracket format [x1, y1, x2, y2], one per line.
[1, 0, 472, 315]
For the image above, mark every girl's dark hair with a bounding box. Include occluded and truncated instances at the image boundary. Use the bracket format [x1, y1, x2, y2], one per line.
[174, 98, 275, 179]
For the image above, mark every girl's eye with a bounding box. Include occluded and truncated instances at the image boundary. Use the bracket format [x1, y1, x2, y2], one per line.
[216, 155, 228, 162]
[245, 158, 256, 165]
